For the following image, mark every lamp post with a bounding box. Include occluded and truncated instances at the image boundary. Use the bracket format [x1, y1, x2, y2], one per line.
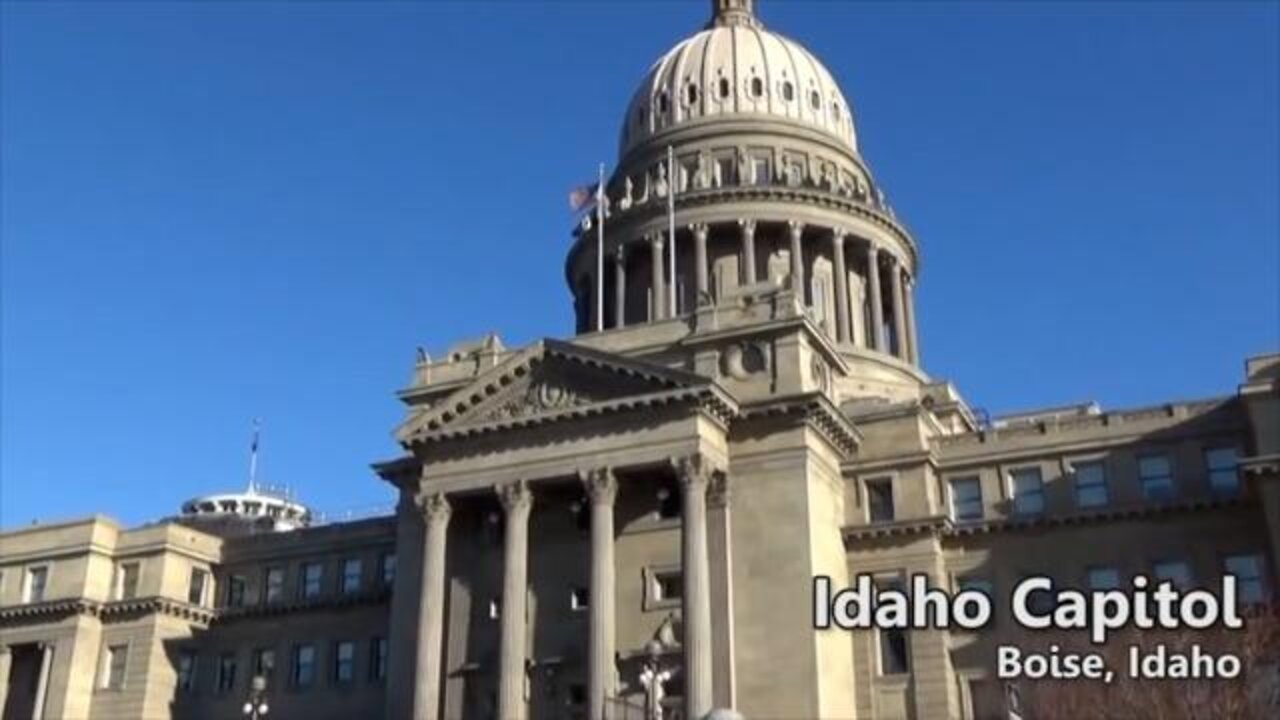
[242, 674, 269, 719]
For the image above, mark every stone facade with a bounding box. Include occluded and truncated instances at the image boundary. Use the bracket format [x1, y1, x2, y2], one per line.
[2, 1, 1278, 719]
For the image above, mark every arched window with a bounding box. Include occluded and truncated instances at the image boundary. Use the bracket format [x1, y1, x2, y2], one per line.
[686, 83, 699, 105]
[657, 91, 670, 114]
[781, 82, 794, 101]
[831, 102, 841, 122]
[718, 77, 730, 98]
[750, 77, 764, 98]
[810, 90, 821, 110]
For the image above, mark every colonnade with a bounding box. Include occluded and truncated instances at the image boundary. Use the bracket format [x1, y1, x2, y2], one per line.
[596, 220, 920, 364]
[408, 456, 725, 720]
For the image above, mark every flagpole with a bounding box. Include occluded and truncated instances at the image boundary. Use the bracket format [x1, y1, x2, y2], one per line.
[595, 162, 605, 332]
[667, 145, 676, 315]
[247, 418, 261, 494]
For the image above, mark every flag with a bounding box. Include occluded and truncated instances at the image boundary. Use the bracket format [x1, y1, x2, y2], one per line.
[568, 182, 599, 212]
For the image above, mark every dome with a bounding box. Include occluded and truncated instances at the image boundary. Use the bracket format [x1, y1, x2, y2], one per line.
[620, 0, 857, 158]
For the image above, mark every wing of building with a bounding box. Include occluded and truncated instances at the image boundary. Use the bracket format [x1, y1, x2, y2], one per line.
[3, 1, 1278, 719]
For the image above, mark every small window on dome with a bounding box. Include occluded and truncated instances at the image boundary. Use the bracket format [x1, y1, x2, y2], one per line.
[718, 78, 730, 98]
[658, 91, 670, 114]
[750, 77, 764, 98]
[686, 83, 699, 106]
[782, 82, 794, 101]
[810, 91, 821, 110]
[832, 102, 841, 122]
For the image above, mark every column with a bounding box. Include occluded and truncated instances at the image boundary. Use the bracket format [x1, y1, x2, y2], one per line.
[613, 246, 627, 329]
[691, 223, 710, 301]
[650, 234, 666, 321]
[706, 474, 736, 708]
[675, 456, 714, 720]
[904, 274, 920, 364]
[738, 219, 757, 286]
[32, 643, 52, 720]
[581, 468, 618, 719]
[412, 492, 451, 720]
[0, 645, 11, 716]
[788, 221, 805, 300]
[831, 229, 851, 344]
[496, 480, 533, 720]
[866, 244, 886, 351]
[889, 257, 908, 360]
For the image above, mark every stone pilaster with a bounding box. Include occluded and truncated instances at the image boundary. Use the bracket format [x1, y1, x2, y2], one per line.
[674, 455, 715, 720]
[866, 244, 886, 351]
[738, 219, 757, 286]
[691, 223, 710, 299]
[33, 642, 53, 720]
[614, 246, 627, 329]
[904, 273, 920, 364]
[831, 229, 850, 344]
[706, 472, 737, 709]
[580, 468, 618, 719]
[496, 480, 533, 720]
[650, 234, 667, 320]
[889, 257, 908, 360]
[0, 645, 11, 716]
[788, 221, 805, 301]
[412, 492, 451, 720]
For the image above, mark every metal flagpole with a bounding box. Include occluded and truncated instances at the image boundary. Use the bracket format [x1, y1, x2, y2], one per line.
[667, 145, 676, 315]
[247, 419, 261, 494]
[596, 162, 605, 332]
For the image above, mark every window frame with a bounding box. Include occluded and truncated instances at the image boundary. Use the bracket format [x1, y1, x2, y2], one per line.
[299, 562, 323, 601]
[643, 565, 683, 611]
[948, 476, 984, 522]
[292, 644, 317, 689]
[116, 561, 141, 601]
[1138, 453, 1175, 502]
[1071, 459, 1109, 509]
[1008, 466, 1046, 516]
[874, 575, 910, 676]
[215, 652, 238, 695]
[24, 565, 49, 604]
[340, 558, 363, 595]
[333, 641, 356, 685]
[864, 476, 895, 524]
[99, 643, 129, 691]
[1205, 446, 1240, 496]
[264, 566, 285, 604]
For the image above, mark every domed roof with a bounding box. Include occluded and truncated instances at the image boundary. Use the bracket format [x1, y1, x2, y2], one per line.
[620, 0, 857, 157]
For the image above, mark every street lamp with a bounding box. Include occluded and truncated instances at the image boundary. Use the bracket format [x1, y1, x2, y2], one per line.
[242, 674, 269, 719]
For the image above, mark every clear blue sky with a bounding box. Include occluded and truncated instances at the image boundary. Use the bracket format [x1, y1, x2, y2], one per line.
[2, 1, 1276, 528]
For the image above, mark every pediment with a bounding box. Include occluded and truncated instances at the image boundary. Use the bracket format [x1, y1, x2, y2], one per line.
[397, 339, 731, 446]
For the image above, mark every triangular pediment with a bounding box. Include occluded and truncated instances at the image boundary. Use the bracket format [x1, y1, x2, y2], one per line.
[397, 339, 729, 446]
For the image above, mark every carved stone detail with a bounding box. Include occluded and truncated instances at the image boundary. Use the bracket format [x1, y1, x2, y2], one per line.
[579, 467, 618, 505]
[496, 480, 533, 512]
[706, 472, 731, 509]
[415, 491, 452, 522]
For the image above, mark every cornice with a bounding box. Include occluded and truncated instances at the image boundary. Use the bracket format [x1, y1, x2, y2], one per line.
[738, 392, 861, 458]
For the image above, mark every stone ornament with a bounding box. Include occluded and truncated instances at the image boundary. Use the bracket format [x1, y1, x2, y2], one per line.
[579, 467, 618, 505]
[496, 480, 533, 513]
[415, 491, 452, 522]
[707, 473, 732, 509]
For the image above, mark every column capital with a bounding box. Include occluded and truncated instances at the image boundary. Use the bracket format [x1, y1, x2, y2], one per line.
[688, 222, 710, 239]
[414, 491, 452, 523]
[737, 218, 756, 235]
[648, 232, 664, 247]
[496, 480, 533, 513]
[614, 244, 626, 263]
[831, 227, 848, 244]
[672, 454, 721, 489]
[579, 467, 618, 505]
[706, 473, 732, 509]
[787, 220, 805, 239]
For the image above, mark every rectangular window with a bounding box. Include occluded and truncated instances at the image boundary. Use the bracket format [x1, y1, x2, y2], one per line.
[187, 568, 208, 606]
[750, 157, 770, 185]
[654, 570, 683, 602]
[1010, 467, 1045, 516]
[117, 562, 141, 600]
[177, 651, 198, 693]
[1139, 454, 1175, 501]
[570, 586, 589, 612]
[865, 478, 895, 524]
[216, 653, 237, 694]
[226, 575, 247, 608]
[1206, 447, 1240, 496]
[252, 648, 276, 683]
[876, 578, 909, 675]
[341, 558, 362, 595]
[26, 566, 48, 603]
[300, 563, 323, 600]
[1154, 560, 1193, 590]
[333, 641, 355, 684]
[369, 637, 388, 682]
[1073, 461, 1109, 508]
[1224, 553, 1265, 605]
[949, 477, 983, 521]
[102, 644, 129, 690]
[1087, 567, 1121, 590]
[264, 567, 285, 603]
[293, 644, 316, 688]
[380, 553, 396, 587]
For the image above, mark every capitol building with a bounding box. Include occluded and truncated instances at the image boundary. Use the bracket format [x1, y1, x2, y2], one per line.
[2, 1, 1277, 719]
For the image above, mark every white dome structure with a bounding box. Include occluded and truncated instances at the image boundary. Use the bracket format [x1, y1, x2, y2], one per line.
[621, 0, 857, 156]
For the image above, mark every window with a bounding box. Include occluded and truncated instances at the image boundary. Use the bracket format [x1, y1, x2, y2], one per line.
[177, 651, 197, 693]
[750, 77, 764, 98]
[1224, 554, 1265, 605]
[333, 641, 355, 684]
[264, 567, 285, 603]
[646, 569, 683, 608]
[1206, 447, 1239, 495]
[187, 568, 208, 606]
[949, 477, 983, 521]
[718, 77, 730, 98]
[685, 83, 698, 105]
[831, 102, 842, 122]
[1087, 567, 1121, 590]
[252, 648, 276, 683]
[226, 575, 247, 608]
[25, 566, 48, 603]
[570, 586, 589, 612]
[1154, 560, 1192, 590]
[216, 653, 237, 694]
[1073, 461, 1109, 508]
[810, 90, 821, 110]
[369, 637, 388, 682]
[1139, 454, 1175, 501]
[116, 562, 140, 600]
[341, 558, 363, 595]
[380, 553, 396, 587]
[957, 575, 993, 597]
[865, 478, 894, 524]
[876, 578, 909, 675]
[300, 562, 323, 600]
[781, 81, 794, 101]
[657, 91, 670, 114]
[1010, 468, 1045, 515]
[101, 644, 128, 690]
[292, 644, 316, 688]
[750, 157, 769, 186]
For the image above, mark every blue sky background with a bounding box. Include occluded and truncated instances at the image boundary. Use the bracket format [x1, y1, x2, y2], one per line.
[2, 1, 1277, 528]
